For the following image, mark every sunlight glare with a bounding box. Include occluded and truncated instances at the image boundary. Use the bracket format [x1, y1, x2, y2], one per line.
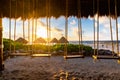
[36, 27, 47, 39]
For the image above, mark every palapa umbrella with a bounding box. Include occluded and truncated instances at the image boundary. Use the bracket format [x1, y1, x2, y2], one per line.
[50, 38, 58, 43]
[33, 37, 46, 43]
[58, 37, 69, 43]
[15, 37, 28, 44]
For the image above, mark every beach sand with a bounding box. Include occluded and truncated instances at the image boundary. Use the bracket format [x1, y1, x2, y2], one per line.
[0, 56, 120, 80]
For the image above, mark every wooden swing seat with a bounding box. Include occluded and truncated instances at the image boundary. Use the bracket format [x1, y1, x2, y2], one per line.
[31, 54, 51, 57]
[64, 55, 84, 59]
[93, 55, 120, 60]
[9, 53, 30, 56]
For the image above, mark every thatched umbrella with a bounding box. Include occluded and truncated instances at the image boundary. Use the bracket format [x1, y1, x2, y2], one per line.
[0, 0, 120, 18]
[50, 38, 58, 43]
[15, 37, 28, 44]
[58, 37, 69, 43]
[33, 37, 46, 43]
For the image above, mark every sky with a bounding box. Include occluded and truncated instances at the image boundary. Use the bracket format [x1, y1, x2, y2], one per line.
[2, 15, 120, 42]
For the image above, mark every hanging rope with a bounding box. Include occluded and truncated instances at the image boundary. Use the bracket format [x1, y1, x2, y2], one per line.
[35, 0, 38, 40]
[33, 0, 37, 53]
[115, 0, 119, 56]
[27, 0, 30, 52]
[27, 19, 30, 51]
[35, 19, 37, 40]
[108, 0, 114, 55]
[46, 0, 51, 54]
[48, 0, 51, 54]
[78, 0, 82, 54]
[23, 0, 25, 39]
[93, 0, 99, 60]
[96, 0, 99, 56]
[93, 0, 96, 56]
[64, 0, 68, 57]
[32, 0, 35, 54]
[9, 0, 12, 54]
[46, 1, 49, 53]
[13, 0, 17, 53]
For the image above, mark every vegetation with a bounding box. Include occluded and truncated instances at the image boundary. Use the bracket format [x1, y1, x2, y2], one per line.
[3, 38, 25, 52]
[3, 38, 93, 57]
[51, 44, 93, 56]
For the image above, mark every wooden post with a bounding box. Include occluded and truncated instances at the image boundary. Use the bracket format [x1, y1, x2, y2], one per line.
[0, 18, 4, 71]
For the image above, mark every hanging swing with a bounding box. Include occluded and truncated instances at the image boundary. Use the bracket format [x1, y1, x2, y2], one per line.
[9, 0, 12, 56]
[31, 0, 51, 57]
[9, 0, 29, 56]
[63, 0, 84, 59]
[92, 0, 120, 61]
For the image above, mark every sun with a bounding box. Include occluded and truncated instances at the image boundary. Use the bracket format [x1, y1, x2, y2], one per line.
[36, 27, 47, 39]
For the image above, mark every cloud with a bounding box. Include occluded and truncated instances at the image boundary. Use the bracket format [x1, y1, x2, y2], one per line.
[52, 27, 63, 32]
[88, 16, 93, 21]
[70, 20, 76, 25]
[37, 20, 64, 39]
[68, 27, 78, 41]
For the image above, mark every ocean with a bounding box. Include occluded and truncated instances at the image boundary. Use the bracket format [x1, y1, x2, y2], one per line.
[69, 41, 120, 53]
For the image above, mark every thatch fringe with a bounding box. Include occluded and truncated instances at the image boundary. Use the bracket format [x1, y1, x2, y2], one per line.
[0, 0, 120, 18]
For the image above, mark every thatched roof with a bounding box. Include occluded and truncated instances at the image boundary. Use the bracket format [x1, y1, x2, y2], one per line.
[50, 38, 58, 43]
[0, 0, 120, 18]
[15, 37, 28, 44]
[33, 37, 46, 43]
[58, 37, 69, 43]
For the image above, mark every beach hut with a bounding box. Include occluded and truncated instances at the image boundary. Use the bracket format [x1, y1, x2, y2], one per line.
[33, 37, 46, 44]
[15, 37, 28, 44]
[58, 37, 69, 43]
[50, 38, 58, 43]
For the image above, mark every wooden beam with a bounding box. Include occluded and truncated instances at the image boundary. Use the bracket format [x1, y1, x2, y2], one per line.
[0, 18, 4, 71]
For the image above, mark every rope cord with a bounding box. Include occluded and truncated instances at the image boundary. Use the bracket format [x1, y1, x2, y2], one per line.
[23, 0, 25, 39]
[32, 18, 34, 54]
[46, 0, 51, 53]
[93, 0, 96, 56]
[32, 0, 35, 54]
[14, 0, 17, 53]
[108, 0, 114, 55]
[78, 0, 83, 54]
[28, 19, 30, 51]
[115, 0, 119, 56]
[27, 0, 30, 52]
[9, 0, 11, 54]
[48, 18, 51, 53]
[48, 0, 51, 53]
[35, 0, 38, 40]
[34, 0, 37, 53]
[97, 0, 99, 56]
[78, 1, 80, 53]
[35, 19, 37, 40]
[64, 0, 68, 57]
[78, 19, 81, 53]
[46, 0, 49, 52]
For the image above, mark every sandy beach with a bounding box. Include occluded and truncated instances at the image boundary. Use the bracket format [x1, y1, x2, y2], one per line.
[0, 56, 120, 80]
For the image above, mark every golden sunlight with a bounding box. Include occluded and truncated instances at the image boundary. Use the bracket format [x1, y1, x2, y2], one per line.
[36, 27, 47, 39]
